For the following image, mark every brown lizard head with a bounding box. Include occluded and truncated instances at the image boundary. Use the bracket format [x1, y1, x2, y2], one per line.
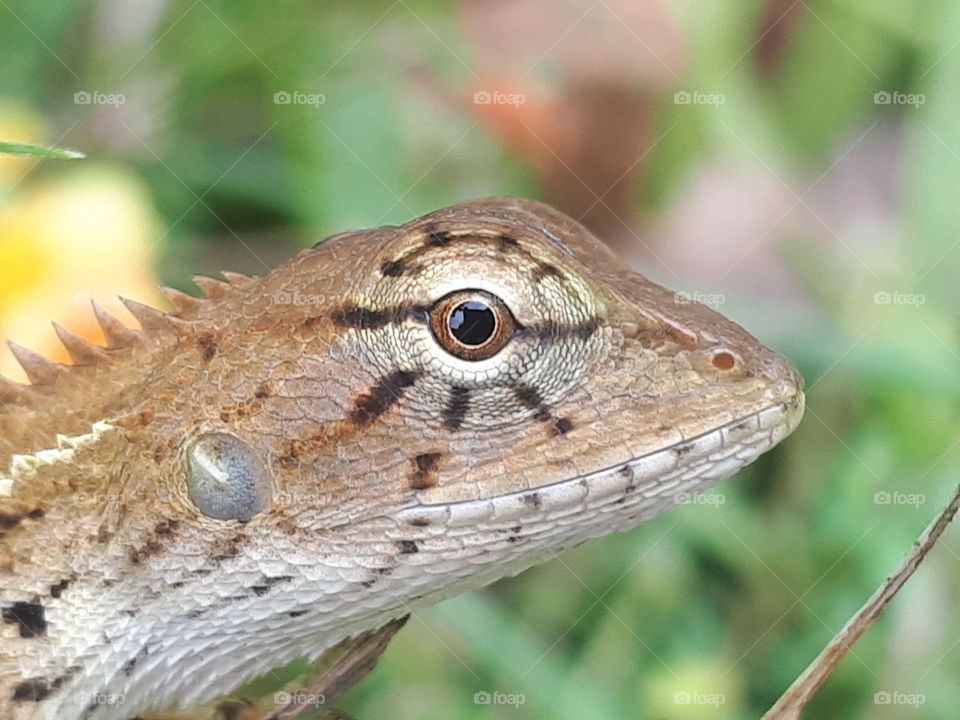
[0, 197, 803, 719]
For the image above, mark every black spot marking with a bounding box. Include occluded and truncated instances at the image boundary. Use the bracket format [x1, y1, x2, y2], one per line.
[250, 575, 294, 597]
[11, 678, 53, 702]
[197, 331, 218, 362]
[396, 539, 419, 554]
[380, 259, 405, 277]
[673, 442, 695, 457]
[3, 601, 47, 638]
[302, 315, 323, 328]
[408, 517, 430, 527]
[170, 581, 186, 589]
[128, 539, 163, 566]
[253, 383, 271, 399]
[0, 511, 23, 531]
[49, 577, 73, 599]
[410, 452, 442, 490]
[122, 647, 149, 677]
[499, 233, 518, 249]
[361, 579, 376, 588]
[289, 610, 308, 617]
[349, 370, 420, 425]
[521, 492, 543, 509]
[27, 508, 44, 520]
[443, 386, 471, 431]
[552, 417, 574, 436]
[376, 566, 394, 576]
[153, 519, 180, 536]
[426, 228, 451, 246]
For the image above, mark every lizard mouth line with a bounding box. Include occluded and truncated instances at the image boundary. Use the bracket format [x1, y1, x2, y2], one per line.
[398, 392, 805, 529]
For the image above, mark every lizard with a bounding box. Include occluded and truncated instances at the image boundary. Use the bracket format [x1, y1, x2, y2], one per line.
[0, 196, 804, 720]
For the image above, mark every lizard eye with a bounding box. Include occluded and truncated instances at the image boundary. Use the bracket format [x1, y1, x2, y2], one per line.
[429, 290, 516, 361]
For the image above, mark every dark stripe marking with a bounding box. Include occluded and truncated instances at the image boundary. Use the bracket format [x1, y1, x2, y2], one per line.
[380, 259, 405, 277]
[349, 370, 420, 425]
[426, 228, 452, 246]
[513, 384, 552, 422]
[250, 575, 294, 597]
[443, 386, 471, 431]
[520, 317, 600, 343]
[531, 262, 564, 282]
[331, 305, 429, 330]
[499, 233, 518, 249]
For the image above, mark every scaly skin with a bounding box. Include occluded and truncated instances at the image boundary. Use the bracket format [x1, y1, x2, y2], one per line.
[0, 197, 804, 719]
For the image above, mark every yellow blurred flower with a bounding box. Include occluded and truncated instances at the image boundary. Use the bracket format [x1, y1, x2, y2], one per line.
[0, 153, 163, 381]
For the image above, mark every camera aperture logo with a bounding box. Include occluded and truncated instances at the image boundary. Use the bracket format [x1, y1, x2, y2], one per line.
[274, 91, 326, 108]
[474, 690, 526, 707]
[473, 90, 525, 107]
[74, 91, 125, 107]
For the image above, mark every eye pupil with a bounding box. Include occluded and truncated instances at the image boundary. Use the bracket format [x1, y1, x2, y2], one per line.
[449, 301, 496, 346]
[429, 290, 516, 361]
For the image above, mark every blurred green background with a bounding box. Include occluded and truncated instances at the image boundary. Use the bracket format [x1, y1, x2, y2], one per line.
[1, 1, 958, 718]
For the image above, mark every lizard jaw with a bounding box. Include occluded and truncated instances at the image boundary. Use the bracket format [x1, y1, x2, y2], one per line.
[397, 390, 805, 536]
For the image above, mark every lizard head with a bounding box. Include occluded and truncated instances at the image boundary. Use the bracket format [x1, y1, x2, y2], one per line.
[0, 196, 804, 719]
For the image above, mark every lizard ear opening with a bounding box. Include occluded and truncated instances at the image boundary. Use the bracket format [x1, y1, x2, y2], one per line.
[184, 433, 273, 521]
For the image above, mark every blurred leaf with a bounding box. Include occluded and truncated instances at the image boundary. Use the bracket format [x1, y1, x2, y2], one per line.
[0, 140, 83, 159]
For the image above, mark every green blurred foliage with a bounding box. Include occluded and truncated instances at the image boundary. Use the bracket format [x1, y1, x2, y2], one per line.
[1, 0, 958, 718]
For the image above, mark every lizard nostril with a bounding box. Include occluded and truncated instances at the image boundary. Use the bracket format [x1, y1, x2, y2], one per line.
[711, 350, 737, 371]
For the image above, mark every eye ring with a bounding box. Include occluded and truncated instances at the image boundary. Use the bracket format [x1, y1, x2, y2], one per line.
[429, 290, 516, 361]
